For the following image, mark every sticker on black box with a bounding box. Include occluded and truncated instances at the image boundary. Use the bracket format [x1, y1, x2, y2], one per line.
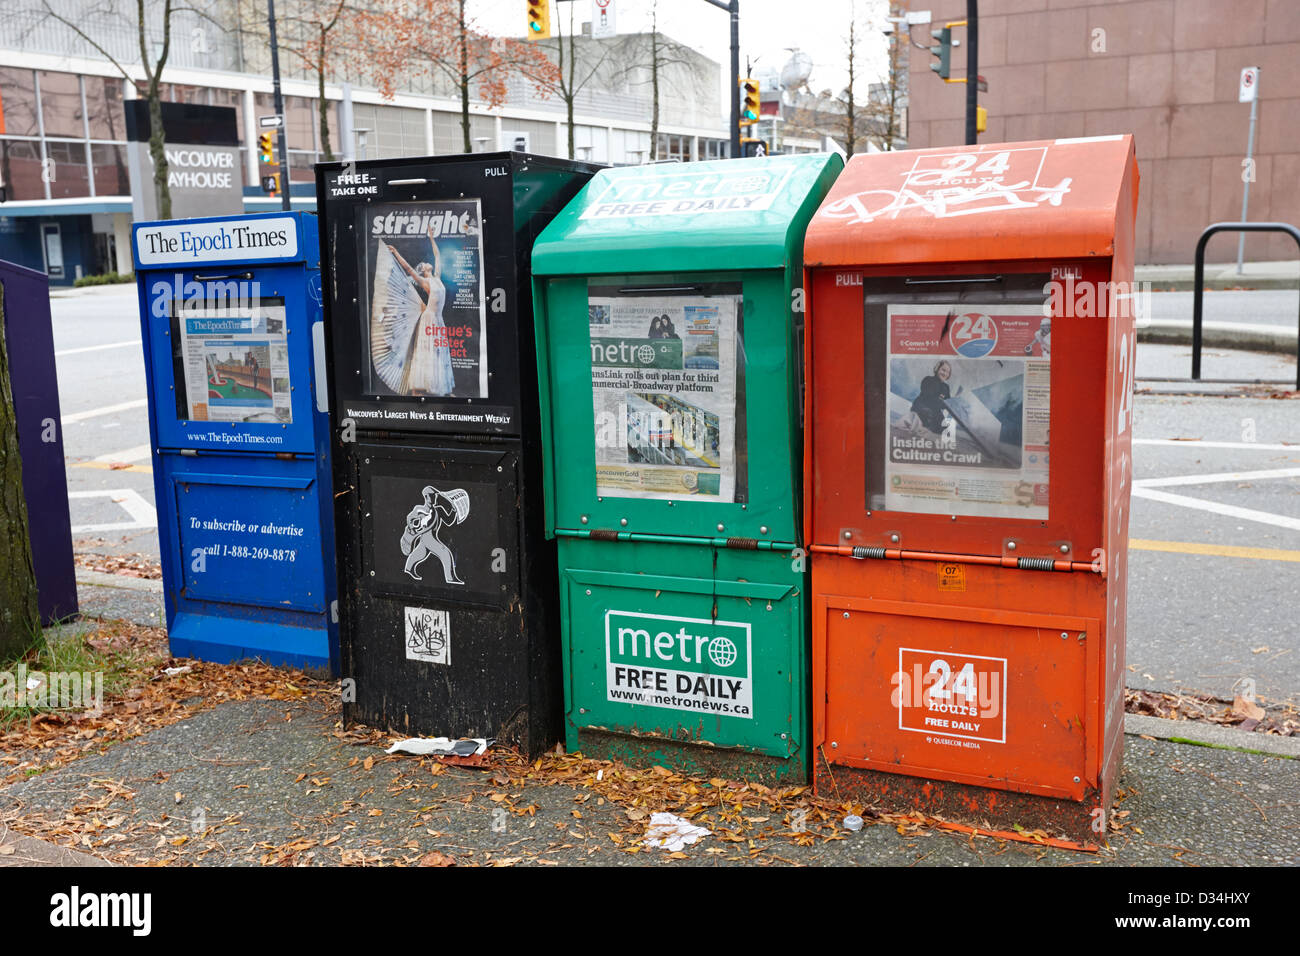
[405, 606, 451, 665]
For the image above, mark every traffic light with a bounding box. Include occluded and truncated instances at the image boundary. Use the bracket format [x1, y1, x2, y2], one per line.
[258, 132, 275, 165]
[739, 77, 760, 126]
[976, 105, 987, 134]
[526, 0, 550, 40]
[262, 173, 279, 196]
[929, 26, 952, 80]
[741, 138, 768, 158]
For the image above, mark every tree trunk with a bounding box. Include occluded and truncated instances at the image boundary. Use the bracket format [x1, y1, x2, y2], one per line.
[844, 19, 856, 157]
[0, 284, 42, 662]
[148, 82, 171, 218]
[650, 7, 660, 153]
[318, 29, 334, 162]
[459, 0, 472, 152]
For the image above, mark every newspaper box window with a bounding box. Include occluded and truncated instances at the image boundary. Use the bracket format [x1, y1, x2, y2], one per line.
[317, 153, 599, 757]
[803, 137, 1140, 843]
[532, 154, 843, 782]
[131, 212, 338, 673]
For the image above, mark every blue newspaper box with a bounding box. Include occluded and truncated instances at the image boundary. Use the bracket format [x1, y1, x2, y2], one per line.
[133, 212, 338, 673]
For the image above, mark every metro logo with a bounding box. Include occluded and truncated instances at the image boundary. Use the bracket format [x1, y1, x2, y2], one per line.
[604, 611, 753, 718]
[590, 337, 682, 369]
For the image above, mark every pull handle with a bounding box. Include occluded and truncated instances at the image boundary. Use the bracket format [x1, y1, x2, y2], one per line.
[903, 276, 1003, 286]
[193, 272, 254, 281]
[618, 285, 702, 294]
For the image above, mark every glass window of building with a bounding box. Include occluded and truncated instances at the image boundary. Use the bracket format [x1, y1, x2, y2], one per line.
[44, 140, 88, 198]
[284, 94, 315, 152]
[90, 142, 130, 196]
[0, 67, 40, 137]
[38, 71, 84, 138]
[0, 138, 44, 201]
[84, 76, 126, 141]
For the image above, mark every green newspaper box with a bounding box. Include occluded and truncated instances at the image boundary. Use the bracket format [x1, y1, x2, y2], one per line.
[531, 154, 843, 781]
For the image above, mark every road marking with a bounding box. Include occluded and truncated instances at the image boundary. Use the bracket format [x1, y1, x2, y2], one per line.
[1133, 439, 1298, 451]
[54, 339, 141, 357]
[92, 444, 152, 464]
[1132, 486, 1300, 532]
[61, 399, 147, 425]
[67, 488, 157, 533]
[1134, 467, 1300, 488]
[1130, 539, 1300, 563]
[72, 461, 153, 474]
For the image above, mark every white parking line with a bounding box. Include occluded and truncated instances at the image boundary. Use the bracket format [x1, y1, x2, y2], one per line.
[92, 444, 153, 464]
[61, 399, 147, 425]
[67, 488, 157, 533]
[1132, 487, 1300, 533]
[55, 339, 141, 357]
[1134, 467, 1300, 489]
[1133, 439, 1298, 451]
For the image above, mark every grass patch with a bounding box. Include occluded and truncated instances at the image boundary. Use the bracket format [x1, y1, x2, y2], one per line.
[72, 271, 134, 287]
[0, 622, 159, 730]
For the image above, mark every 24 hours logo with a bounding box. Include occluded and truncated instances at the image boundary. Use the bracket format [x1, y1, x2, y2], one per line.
[948, 312, 998, 358]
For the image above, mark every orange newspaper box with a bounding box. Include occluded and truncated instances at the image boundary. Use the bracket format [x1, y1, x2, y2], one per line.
[803, 137, 1139, 844]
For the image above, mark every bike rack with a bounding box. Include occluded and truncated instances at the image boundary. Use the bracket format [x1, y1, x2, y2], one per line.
[1191, 221, 1300, 391]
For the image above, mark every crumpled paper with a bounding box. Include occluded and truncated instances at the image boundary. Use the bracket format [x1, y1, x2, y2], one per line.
[385, 737, 492, 756]
[642, 812, 711, 852]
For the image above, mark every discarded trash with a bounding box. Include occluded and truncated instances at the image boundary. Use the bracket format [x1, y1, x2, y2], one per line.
[162, 666, 192, 677]
[385, 737, 493, 757]
[843, 814, 864, 832]
[642, 812, 711, 852]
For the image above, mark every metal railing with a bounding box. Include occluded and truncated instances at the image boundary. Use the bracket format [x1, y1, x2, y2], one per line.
[1191, 221, 1300, 391]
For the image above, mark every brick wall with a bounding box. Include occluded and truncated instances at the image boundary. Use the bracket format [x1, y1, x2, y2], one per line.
[905, 0, 1300, 263]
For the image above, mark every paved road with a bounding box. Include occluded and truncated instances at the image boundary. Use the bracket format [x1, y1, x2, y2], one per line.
[50, 288, 1300, 706]
[1146, 289, 1298, 330]
[51, 284, 157, 560]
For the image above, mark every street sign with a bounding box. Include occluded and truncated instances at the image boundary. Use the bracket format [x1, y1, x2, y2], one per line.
[977, 74, 988, 93]
[259, 114, 285, 129]
[591, 0, 616, 38]
[1238, 67, 1259, 103]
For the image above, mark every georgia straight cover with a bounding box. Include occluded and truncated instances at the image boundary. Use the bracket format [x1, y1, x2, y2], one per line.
[359, 200, 488, 399]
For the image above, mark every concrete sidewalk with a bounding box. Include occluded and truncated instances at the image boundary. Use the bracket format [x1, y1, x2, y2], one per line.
[1, 696, 1293, 867]
[1138, 260, 1299, 291]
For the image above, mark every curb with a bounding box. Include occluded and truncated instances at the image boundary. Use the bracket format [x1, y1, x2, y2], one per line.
[74, 569, 163, 593]
[1124, 712, 1300, 758]
[1141, 276, 1299, 292]
[1137, 319, 1296, 355]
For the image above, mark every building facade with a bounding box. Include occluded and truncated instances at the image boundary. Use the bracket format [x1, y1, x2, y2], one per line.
[0, 0, 727, 282]
[904, 0, 1300, 263]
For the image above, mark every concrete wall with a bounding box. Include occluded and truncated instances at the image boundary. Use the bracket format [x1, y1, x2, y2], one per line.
[905, 0, 1300, 263]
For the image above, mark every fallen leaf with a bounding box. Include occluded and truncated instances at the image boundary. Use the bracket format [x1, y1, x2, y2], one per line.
[1232, 696, 1265, 721]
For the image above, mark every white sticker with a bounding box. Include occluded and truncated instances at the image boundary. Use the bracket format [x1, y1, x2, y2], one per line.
[405, 606, 450, 665]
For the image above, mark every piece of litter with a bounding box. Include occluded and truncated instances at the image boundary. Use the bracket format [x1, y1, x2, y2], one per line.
[843, 814, 864, 832]
[386, 737, 493, 757]
[163, 666, 192, 677]
[642, 812, 711, 852]
[26, 676, 43, 691]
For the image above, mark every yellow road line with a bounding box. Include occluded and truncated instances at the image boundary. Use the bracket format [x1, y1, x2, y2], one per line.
[1130, 538, 1300, 563]
[71, 461, 153, 475]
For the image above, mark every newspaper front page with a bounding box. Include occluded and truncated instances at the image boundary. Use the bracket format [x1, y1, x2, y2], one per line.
[589, 293, 740, 502]
[884, 304, 1050, 519]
